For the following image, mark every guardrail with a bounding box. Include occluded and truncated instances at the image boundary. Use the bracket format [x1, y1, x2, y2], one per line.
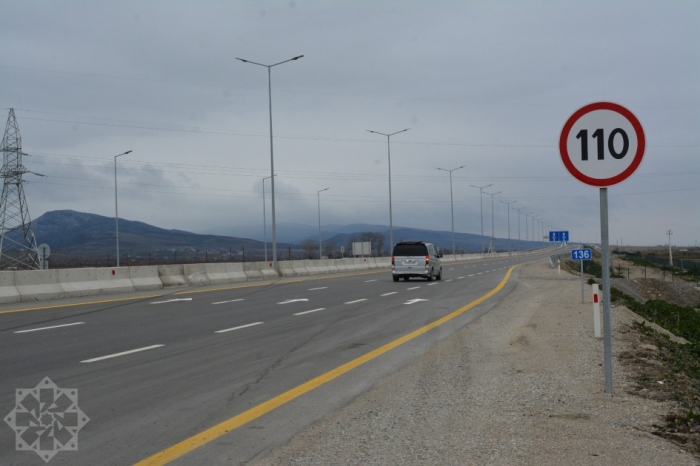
[0, 246, 558, 304]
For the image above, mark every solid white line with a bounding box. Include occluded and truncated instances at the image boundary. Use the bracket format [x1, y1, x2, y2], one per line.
[381, 292, 397, 296]
[345, 299, 367, 304]
[308, 287, 328, 291]
[215, 322, 264, 333]
[15, 322, 85, 333]
[211, 299, 245, 305]
[427, 283, 438, 286]
[81, 345, 164, 363]
[294, 308, 326, 316]
[365, 279, 377, 282]
[407, 286, 420, 290]
[150, 298, 193, 304]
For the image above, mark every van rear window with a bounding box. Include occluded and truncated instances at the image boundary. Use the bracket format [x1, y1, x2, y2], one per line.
[393, 244, 428, 256]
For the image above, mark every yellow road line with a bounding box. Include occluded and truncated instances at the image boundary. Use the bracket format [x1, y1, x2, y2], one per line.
[133, 264, 522, 466]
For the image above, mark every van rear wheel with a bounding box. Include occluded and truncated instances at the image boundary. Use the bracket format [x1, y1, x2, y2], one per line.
[427, 269, 433, 281]
[393, 276, 399, 282]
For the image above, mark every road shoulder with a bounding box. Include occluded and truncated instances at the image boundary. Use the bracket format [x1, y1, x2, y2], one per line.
[251, 259, 698, 465]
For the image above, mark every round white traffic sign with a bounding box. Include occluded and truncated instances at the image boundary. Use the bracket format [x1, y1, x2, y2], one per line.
[559, 102, 645, 187]
[37, 243, 50, 258]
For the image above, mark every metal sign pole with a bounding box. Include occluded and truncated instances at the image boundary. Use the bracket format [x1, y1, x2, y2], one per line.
[580, 249, 585, 304]
[600, 187, 613, 394]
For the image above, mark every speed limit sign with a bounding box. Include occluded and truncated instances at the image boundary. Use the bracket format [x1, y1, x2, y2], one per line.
[559, 102, 645, 186]
[559, 101, 646, 396]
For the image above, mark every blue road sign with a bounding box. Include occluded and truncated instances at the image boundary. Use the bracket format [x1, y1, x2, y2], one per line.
[549, 231, 570, 242]
[571, 249, 592, 261]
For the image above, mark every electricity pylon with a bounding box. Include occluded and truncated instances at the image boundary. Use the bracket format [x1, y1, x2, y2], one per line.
[0, 109, 39, 269]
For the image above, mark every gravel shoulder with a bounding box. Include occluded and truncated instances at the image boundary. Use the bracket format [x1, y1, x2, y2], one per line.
[251, 259, 698, 465]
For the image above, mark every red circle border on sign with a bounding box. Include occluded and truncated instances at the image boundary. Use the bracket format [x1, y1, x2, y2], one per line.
[559, 102, 645, 187]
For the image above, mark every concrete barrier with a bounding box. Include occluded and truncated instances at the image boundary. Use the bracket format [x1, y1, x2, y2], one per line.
[96, 268, 135, 294]
[305, 260, 329, 275]
[15, 269, 64, 301]
[0, 271, 21, 304]
[184, 264, 211, 286]
[356, 258, 371, 270]
[292, 260, 309, 276]
[375, 257, 391, 268]
[365, 258, 378, 269]
[326, 259, 340, 274]
[158, 265, 187, 287]
[129, 266, 163, 291]
[243, 262, 264, 280]
[225, 263, 248, 282]
[334, 259, 350, 274]
[260, 261, 279, 279]
[279, 261, 298, 277]
[204, 263, 230, 285]
[59, 268, 101, 297]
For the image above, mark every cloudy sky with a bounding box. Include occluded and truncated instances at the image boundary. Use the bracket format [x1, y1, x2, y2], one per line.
[1, 1, 698, 246]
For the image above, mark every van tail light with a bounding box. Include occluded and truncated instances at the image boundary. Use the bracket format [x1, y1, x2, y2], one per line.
[391, 256, 395, 266]
[426, 255, 430, 265]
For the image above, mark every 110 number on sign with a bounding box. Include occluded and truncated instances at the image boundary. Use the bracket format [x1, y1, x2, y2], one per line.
[571, 249, 592, 261]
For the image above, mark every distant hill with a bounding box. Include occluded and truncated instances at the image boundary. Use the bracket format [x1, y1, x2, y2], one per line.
[31, 210, 299, 257]
[319, 225, 548, 254]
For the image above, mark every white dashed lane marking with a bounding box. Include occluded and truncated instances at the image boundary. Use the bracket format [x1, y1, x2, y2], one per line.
[212, 299, 244, 305]
[150, 298, 193, 304]
[407, 286, 420, 290]
[345, 299, 367, 304]
[278, 299, 309, 304]
[294, 308, 325, 316]
[15, 322, 85, 333]
[81, 345, 164, 363]
[215, 322, 264, 333]
[381, 292, 397, 296]
[309, 287, 328, 291]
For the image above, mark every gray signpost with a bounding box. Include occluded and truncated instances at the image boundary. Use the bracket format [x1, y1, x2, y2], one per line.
[559, 102, 646, 395]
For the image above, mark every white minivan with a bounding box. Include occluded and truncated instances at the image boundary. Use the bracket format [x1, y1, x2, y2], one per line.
[391, 240, 443, 282]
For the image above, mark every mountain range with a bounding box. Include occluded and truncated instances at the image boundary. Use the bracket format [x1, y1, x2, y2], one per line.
[30, 210, 549, 258]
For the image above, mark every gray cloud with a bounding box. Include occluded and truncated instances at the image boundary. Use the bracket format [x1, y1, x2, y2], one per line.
[1, 0, 698, 246]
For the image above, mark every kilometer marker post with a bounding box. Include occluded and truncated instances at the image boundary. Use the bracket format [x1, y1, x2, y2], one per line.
[559, 102, 646, 395]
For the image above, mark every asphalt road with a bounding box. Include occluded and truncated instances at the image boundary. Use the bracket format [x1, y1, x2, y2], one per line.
[0, 251, 562, 465]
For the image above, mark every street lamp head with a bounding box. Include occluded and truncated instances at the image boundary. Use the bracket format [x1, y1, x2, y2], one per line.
[235, 57, 248, 63]
[291, 55, 304, 60]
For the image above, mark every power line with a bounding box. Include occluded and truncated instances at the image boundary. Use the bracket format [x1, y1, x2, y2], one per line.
[3, 68, 698, 109]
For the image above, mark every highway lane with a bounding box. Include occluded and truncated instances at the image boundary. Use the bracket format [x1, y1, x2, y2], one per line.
[0, 252, 560, 465]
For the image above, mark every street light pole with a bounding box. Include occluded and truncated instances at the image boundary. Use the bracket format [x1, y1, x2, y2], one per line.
[237, 54, 304, 270]
[500, 200, 516, 253]
[484, 190, 502, 254]
[114, 150, 132, 267]
[367, 128, 410, 253]
[470, 184, 493, 255]
[532, 215, 539, 247]
[262, 175, 276, 262]
[515, 207, 525, 251]
[318, 188, 330, 260]
[437, 166, 465, 258]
